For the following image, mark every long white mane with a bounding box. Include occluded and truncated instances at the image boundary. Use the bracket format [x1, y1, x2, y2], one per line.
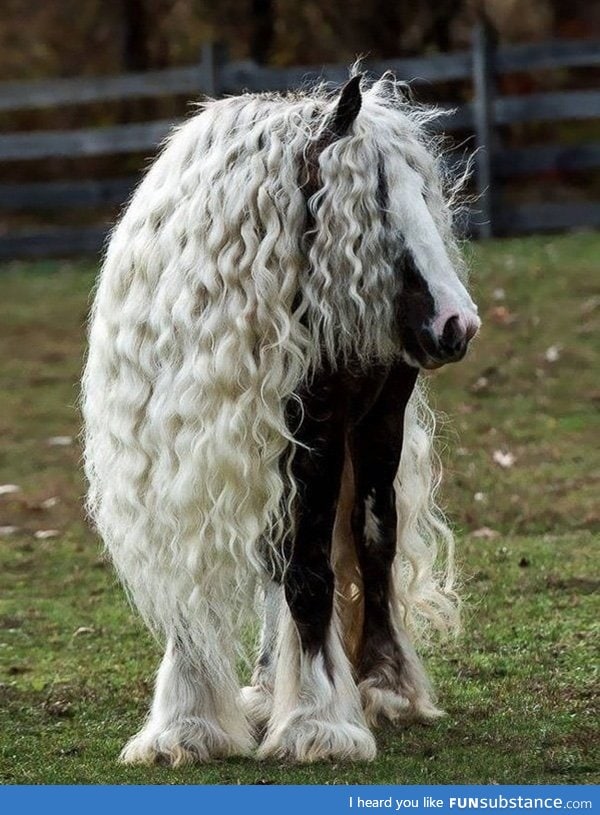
[82, 75, 462, 669]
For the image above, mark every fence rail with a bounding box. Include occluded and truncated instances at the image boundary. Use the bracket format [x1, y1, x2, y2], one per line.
[0, 226, 108, 260]
[0, 120, 174, 161]
[2, 38, 598, 110]
[0, 178, 135, 210]
[497, 202, 600, 233]
[0, 27, 599, 259]
[3, 140, 599, 213]
[1, 89, 598, 163]
[0, 66, 202, 112]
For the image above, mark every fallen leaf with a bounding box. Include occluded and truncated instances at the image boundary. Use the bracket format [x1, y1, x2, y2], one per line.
[471, 527, 501, 540]
[580, 296, 599, 315]
[493, 450, 515, 468]
[544, 345, 561, 363]
[73, 626, 95, 637]
[34, 529, 60, 540]
[46, 436, 73, 447]
[0, 484, 21, 496]
[0, 526, 20, 536]
[470, 376, 489, 394]
[470, 366, 501, 394]
[575, 323, 597, 336]
[44, 699, 73, 717]
[39, 497, 59, 510]
[488, 305, 517, 325]
[474, 492, 487, 503]
[492, 287, 506, 301]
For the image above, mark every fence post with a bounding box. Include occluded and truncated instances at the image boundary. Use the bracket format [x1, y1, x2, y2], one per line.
[472, 16, 497, 238]
[199, 42, 228, 97]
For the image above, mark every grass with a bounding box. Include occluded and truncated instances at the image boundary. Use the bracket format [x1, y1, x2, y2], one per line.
[0, 233, 598, 784]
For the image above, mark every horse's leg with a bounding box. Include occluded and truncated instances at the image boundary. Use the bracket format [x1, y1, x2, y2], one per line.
[350, 361, 442, 726]
[121, 632, 254, 765]
[258, 375, 376, 762]
[240, 578, 283, 735]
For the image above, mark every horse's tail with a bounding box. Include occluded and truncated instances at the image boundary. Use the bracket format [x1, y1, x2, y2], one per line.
[392, 380, 461, 641]
[332, 379, 460, 664]
[80, 220, 297, 687]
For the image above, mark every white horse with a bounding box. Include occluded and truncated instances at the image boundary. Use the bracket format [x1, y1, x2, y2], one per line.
[82, 73, 480, 764]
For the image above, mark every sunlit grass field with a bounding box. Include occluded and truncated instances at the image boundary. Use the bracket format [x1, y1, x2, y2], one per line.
[0, 233, 598, 784]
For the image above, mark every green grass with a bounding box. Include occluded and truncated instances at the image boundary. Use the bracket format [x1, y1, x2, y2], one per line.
[0, 234, 598, 784]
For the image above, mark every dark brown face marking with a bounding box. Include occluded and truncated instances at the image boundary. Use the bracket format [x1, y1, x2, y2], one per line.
[395, 251, 437, 367]
[376, 153, 389, 228]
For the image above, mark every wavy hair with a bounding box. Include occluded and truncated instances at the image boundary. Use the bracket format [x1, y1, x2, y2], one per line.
[82, 74, 463, 673]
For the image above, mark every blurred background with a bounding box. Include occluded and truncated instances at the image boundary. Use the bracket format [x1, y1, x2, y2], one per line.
[0, 0, 598, 254]
[0, 0, 598, 785]
[1, 0, 598, 73]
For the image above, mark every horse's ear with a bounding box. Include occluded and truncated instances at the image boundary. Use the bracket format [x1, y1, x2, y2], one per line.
[303, 76, 363, 195]
[329, 75, 363, 138]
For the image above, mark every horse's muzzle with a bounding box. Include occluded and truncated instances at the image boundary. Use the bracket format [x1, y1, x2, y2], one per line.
[417, 313, 481, 368]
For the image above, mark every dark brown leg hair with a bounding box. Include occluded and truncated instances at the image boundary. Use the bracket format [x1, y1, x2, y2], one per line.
[283, 371, 347, 661]
[348, 361, 419, 697]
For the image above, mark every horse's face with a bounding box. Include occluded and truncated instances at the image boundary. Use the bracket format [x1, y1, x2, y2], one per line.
[312, 76, 480, 370]
[391, 158, 480, 370]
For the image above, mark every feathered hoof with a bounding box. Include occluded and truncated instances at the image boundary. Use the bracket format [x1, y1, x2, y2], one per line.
[359, 679, 444, 728]
[119, 717, 255, 766]
[258, 717, 377, 763]
[240, 684, 272, 733]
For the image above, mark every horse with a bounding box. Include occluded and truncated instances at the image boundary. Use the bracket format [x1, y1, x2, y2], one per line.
[82, 72, 480, 765]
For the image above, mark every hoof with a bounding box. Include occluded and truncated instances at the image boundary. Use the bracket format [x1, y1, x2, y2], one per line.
[119, 717, 254, 766]
[240, 684, 272, 734]
[359, 679, 444, 727]
[258, 717, 377, 763]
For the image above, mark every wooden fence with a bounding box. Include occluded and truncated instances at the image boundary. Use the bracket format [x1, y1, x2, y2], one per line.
[0, 23, 599, 259]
